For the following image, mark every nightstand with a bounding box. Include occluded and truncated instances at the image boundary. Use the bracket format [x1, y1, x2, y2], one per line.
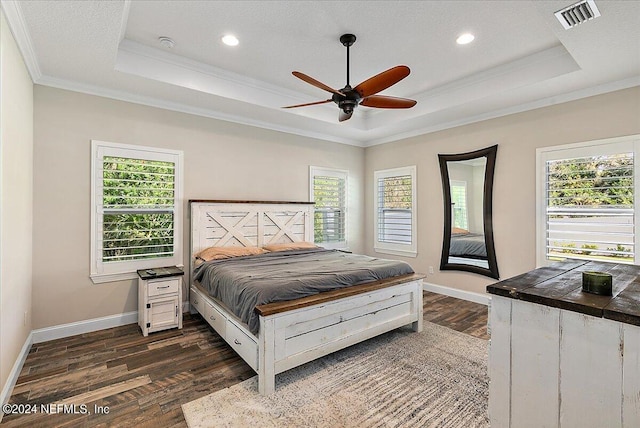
[137, 266, 184, 336]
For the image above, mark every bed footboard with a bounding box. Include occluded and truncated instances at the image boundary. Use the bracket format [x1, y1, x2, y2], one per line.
[256, 276, 423, 394]
[191, 275, 423, 395]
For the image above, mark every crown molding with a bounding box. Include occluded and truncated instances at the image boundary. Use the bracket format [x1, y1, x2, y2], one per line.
[30, 71, 640, 150]
[365, 76, 640, 147]
[115, 39, 362, 128]
[1, 0, 42, 81]
[35, 74, 367, 147]
[364, 45, 581, 129]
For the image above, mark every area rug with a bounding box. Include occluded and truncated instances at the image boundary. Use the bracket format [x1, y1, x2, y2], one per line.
[182, 321, 488, 427]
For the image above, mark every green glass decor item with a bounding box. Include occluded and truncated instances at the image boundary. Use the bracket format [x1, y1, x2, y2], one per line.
[582, 271, 613, 296]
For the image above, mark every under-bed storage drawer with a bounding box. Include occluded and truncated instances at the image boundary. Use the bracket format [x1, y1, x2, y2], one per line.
[226, 320, 258, 370]
[190, 286, 205, 314]
[203, 301, 226, 337]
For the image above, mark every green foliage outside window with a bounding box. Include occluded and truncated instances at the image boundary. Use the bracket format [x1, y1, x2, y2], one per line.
[102, 156, 175, 262]
[380, 176, 412, 209]
[547, 154, 633, 208]
[547, 153, 634, 262]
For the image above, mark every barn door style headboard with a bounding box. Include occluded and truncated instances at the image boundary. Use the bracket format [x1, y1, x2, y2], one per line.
[189, 200, 315, 282]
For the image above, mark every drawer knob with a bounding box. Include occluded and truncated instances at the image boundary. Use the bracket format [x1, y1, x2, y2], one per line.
[234, 339, 241, 345]
[157, 285, 170, 289]
[194, 299, 199, 305]
[210, 316, 216, 321]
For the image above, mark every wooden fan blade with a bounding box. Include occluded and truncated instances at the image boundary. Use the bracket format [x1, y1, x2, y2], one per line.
[282, 99, 333, 109]
[354, 65, 410, 98]
[339, 110, 353, 122]
[360, 95, 417, 109]
[292, 71, 344, 96]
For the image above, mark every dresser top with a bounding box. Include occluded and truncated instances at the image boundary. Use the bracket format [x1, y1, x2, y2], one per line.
[487, 260, 640, 326]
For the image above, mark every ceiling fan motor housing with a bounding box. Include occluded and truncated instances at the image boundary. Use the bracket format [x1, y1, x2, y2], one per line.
[333, 86, 361, 113]
[339, 99, 358, 114]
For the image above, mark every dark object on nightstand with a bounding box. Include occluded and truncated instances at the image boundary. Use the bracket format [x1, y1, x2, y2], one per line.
[137, 266, 184, 280]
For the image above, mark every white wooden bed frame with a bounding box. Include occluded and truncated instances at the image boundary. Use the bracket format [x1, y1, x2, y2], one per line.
[189, 200, 424, 395]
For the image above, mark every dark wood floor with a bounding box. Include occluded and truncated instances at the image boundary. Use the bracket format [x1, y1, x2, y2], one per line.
[1, 291, 488, 427]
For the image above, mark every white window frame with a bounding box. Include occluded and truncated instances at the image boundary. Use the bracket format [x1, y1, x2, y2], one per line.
[536, 135, 640, 267]
[374, 165, 417, 257]
[309, 166, 348, 249]
[90, 140, 184, 284]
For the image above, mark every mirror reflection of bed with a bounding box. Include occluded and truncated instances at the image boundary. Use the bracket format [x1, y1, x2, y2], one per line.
[449, 232, 488, 268]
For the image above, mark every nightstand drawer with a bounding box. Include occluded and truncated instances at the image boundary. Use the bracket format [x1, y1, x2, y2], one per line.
[226, 320, 258, 370]
[148, 278, 180, 297]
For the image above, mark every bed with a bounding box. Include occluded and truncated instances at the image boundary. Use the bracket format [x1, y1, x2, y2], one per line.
[449, 232, 487, 260]
[189, 200, 424, 395]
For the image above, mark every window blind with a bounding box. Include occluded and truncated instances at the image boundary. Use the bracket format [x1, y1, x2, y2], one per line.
[377, 174, 413, 244]
[101, 156, 176, 262]
[545, 152, 634, 263]
[313, 174, 346, 243]
[450, 181, 468, 230]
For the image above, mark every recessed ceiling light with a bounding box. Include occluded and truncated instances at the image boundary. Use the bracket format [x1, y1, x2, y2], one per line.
[222, 35, 239, 46]
[158, 36, 175, 49]
[456, 33, 475, 45]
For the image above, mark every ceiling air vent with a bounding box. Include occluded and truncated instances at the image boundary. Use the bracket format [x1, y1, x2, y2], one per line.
[555, 0, 601, 29]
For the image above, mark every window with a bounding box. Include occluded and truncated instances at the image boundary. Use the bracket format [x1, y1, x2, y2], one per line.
[450, 180, 468, 230]
[91, 141, 183, 283]
[537, 136, 639, 266]
[310, 166, 347, 248]
[374, 166, 417, 257]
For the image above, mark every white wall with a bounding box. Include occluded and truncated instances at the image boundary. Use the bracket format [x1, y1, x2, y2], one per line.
[364, 87, 640, 295]
[0, 9, 34, 399]
[32, 85, 365, 329]
[31, 84, 640, 328]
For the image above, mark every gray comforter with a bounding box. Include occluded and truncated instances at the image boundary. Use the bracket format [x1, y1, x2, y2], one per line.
[450, 233, 487, 259]
[192, 248, 414, 335]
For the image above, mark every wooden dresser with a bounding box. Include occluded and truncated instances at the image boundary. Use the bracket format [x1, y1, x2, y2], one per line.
[487, 260, 640, 428]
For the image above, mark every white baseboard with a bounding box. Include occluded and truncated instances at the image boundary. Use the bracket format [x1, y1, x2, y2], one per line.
[1, 331, 33, 413]
[423, 282, 490, 305]
[1, 305, 197, 419]
[31, 311, 138, 344]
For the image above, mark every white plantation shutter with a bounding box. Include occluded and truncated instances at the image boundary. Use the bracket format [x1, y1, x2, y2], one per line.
[537, 137, 639, 266]
[378, 175, 412, 244]
[310, 167, 347, 246]
[545, 153, 634, 262]
[450, 180, 468, 230]
[101, 156, 175, 261]
[91, 141, 183, 282]
[374, 166, 417, 257]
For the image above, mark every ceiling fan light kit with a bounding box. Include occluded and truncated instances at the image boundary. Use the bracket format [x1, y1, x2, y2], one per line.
[283, 34, 417, 122]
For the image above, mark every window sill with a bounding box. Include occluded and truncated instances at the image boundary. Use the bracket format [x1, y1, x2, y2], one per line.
[374, 247, 417, 258]
[319, 242, 348, 250]
[90, 271, 139, 284]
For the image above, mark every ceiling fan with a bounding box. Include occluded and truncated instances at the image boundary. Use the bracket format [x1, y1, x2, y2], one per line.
[283, 34, 417, 122]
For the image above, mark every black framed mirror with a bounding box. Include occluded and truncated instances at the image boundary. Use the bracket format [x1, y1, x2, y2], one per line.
[438, 145, 499, 279]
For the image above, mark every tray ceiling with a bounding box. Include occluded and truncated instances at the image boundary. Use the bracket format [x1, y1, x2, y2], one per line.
[3, 0, 639, 146]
